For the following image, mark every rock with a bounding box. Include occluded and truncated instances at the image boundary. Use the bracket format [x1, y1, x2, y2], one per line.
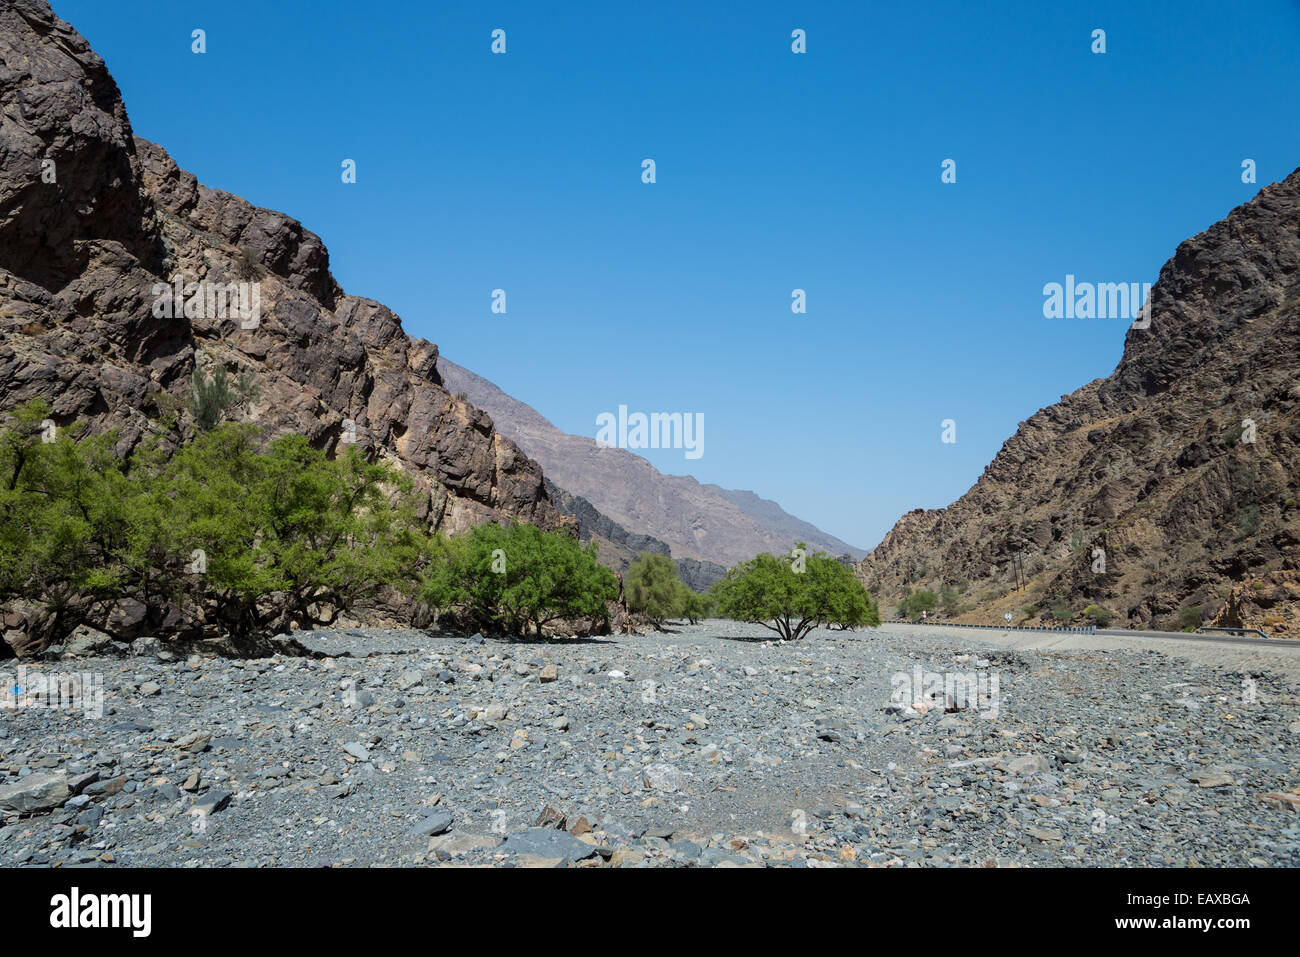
[139, 682, 162, 697]
[174, 731, 212, 753]
[405, 811, 453, 840]
[1259, 793, 1300, 812]
[499, 828, 598, 864]
[539, 664, 558, 682]
[63, 625, 113, 657]
[533, 805, 567, 829]
[427, 832, 500, 857]
[1189, 771, 1235, 788]
[549, 715, 570, 731]
[1005, 755, 1050, 775]
[343, 742, 371, 761]
[395, 669, 424, 691]
[67, 771, 100, 795]
[642, 764, 689, 793]
[0, 772, 70, 814]
[192, 790, 232, 816]
[609, 847, 646, 867]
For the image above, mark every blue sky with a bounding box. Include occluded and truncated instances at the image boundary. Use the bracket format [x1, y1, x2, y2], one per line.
[53, 0, 1300, 550]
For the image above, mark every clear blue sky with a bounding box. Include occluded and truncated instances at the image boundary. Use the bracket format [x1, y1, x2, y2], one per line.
[52, 0, 1300, 551]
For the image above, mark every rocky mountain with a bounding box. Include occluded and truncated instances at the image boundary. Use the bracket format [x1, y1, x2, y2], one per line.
[543, 481, 726, 590]
[438, 356, 864, 567]
[857, 169, 1300, 635]
[0, 1, 567, 555]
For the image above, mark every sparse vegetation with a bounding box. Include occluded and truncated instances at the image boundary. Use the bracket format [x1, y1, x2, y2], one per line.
[1083, 604, 1114, 627]
[190, 365, 259, 432]
[711, 545, 879, 640]
[1176, 604, 1204, 632]
[898, 588, 939, 622]
[624, 553, 684, 628]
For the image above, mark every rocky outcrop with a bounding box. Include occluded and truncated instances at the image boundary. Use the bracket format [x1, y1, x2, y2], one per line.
[0, 1, 569, 652]
[857, 169, 1300, 633]
[438, 355, 864, 566]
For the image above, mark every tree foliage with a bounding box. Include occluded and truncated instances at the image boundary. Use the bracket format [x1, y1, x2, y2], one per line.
[898, 588, 938, 621]
[711, 544, 879, 640]
[625, 553, 684, 627]
[420, 521, 617, 637]
[0, 404, 429, 646]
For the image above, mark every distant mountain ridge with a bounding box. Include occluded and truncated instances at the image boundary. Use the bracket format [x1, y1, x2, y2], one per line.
[438, 357, 865, 567]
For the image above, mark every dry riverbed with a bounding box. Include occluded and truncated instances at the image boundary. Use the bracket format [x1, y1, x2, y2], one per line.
[2, 622, 1298, 867]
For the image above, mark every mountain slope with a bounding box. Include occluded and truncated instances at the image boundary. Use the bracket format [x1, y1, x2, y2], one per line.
[0, 2, 566, 567]
[438, 356, 864, 567]
[856, 170, 1300, 634]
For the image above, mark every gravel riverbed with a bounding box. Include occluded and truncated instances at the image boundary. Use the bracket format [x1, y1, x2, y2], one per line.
[2, 622, 1298, 867]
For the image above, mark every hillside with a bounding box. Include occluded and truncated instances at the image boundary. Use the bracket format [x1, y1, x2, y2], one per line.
[438, 356, 864, 567]
[856, 170, 1300, 634]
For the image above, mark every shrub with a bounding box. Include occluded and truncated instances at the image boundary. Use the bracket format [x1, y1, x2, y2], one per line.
[420, 521, 616, 637]
[190, 365, 259, 432]
[1176, 604, 1203, 632]
[711, 545, 879, 640]
[1235, 505, 1260, 537]
[1050, 603, 1073, 623]
[625, 553, 684, 627]
[1082, 604, 1113, 627]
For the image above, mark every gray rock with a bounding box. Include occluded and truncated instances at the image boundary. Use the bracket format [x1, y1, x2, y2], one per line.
[499, 828, 598, 864]
[0, 772, 69, 814]
[405, 810, 453, 840]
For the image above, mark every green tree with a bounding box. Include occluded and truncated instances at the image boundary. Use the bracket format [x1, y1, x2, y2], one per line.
[678, 586, 715, 625]
[625, 553, 684, 628]
[711, 545, 879, 640]
[166, 426, 430, 637]
[420, 521, 617, 637]
[898, 589, 938, 622]
[0, 400, 131, 646]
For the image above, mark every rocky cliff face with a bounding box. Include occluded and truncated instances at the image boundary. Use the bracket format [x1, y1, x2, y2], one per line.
[0, 1, 565, 558]
[438, 355, 864, 567]
[857, 169, 1300, 634]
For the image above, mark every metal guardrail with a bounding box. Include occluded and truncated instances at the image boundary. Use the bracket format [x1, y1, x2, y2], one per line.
[883, 619, 1097, 635]
[1196, 626, 1270, 639]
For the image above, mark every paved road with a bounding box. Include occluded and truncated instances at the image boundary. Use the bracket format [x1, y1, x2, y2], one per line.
[884, 621, 1300, 680]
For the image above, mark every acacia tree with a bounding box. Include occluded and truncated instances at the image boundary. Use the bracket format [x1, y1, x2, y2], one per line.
[420, 521, 617, 637]
[0, 400, 132, 647]
[163, 426, 430, 638]
[711, 544, 879, 640]
[0, 406, 432, 652]
[625, 553, 684, 628]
